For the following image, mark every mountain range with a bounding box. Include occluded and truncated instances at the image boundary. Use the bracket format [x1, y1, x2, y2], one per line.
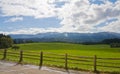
[10, 32, 120, 43]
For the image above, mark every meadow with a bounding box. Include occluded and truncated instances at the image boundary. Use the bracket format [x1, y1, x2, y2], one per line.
[0, 42, 120, 73]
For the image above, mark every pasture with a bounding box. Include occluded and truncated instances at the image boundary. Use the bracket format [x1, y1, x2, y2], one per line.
[0, 43, 120, 73]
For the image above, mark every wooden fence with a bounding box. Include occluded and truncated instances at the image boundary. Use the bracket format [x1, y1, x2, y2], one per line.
[0, 49, 120, 72]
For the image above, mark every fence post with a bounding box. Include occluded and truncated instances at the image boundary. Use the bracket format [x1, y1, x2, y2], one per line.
[2, 49, 7, 60]
[18, 50, 23, 64]
[65, 53, 68, 71]
[39, 51, 43, 69]
[94, 55, 97, 72]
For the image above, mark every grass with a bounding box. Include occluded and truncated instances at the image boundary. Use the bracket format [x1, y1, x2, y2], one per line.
[0, 42, 120, 73]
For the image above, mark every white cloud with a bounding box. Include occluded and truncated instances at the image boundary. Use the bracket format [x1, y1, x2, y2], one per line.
[0, 28, 63, 34]
[100, 19, 120, 33]
[0, 0, 57, 18]
[0, 0, 120, 34]
[5, 17, 23, 22]
[57, 0, 120, 33]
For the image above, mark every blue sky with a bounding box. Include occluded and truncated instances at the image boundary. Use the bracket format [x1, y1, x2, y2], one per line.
[0, 0, 120, 34]
[0, 16, 61, 31]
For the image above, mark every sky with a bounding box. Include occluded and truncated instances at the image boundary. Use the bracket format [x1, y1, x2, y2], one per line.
[0, 0, 120, 34]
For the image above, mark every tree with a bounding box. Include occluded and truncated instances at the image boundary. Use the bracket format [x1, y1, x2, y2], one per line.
[102, 38, 120, 44]
[0, 34, 13, 49]
[102, 38, 120, 48]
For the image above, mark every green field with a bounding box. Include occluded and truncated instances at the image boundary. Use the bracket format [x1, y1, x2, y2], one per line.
[0, 42, 120, 73]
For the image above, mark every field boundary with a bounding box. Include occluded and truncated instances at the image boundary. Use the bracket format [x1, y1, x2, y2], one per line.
[0, 49, 120, 73]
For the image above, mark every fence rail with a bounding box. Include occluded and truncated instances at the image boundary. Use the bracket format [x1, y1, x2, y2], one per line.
[0, 49, 120, 72]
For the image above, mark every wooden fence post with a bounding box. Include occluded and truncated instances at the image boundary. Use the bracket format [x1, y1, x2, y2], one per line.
[39, 51, 43, 69]
[18, 50, 23, 64]
[2, 49, 7, 60]
[94, 55, 97, 72]
[65, 53, 68, 71]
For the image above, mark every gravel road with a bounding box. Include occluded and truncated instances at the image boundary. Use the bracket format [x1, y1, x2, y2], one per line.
[0, 61, 94, 74]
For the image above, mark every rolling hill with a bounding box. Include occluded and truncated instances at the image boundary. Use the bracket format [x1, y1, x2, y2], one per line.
[10, 32, 120, 43]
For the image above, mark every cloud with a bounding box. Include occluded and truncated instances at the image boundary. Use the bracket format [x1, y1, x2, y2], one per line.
[57, 0, 120, 33]
[100, 19, 120, 33]
[0, 0, 120, 34]
[0, 0, 57, 18]
[5, 17, 23, 22]
[0, 27, 79, 34]
[0, 28, 63, 34]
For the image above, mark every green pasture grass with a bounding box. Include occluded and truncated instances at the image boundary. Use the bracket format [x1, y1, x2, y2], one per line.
[0, 42, 120, 73]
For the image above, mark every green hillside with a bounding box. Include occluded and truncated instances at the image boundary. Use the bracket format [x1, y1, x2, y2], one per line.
[0, 42, 120, 73]
[17, 43, 120, 57]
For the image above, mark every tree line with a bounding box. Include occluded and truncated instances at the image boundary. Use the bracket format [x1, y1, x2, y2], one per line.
[102, 38, 120, 48]
[82, 38, 120, 48]
[102, 38, 120, 44]
[0, 34, 13, 49]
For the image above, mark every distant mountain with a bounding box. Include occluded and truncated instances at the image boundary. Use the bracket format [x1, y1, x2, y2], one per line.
[10, 32, 120, 43]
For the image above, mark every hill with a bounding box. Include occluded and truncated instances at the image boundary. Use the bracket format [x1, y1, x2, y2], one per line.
[10, 32, 120, 43]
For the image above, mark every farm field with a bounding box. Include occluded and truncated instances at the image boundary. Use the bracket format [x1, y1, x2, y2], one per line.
[0, 42, 120, 73]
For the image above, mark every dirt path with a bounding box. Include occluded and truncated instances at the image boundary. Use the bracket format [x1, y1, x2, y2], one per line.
[0, 61, 94, 74]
